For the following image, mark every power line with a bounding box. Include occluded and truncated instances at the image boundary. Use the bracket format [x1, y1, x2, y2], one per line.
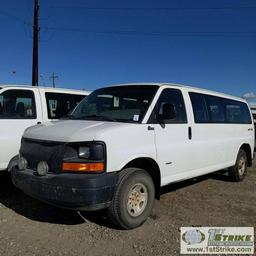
[49, 6, 256, 11]
[1, 7, 256, 39]
[42, 26, 256, 37]
[0, 10, 31, 26]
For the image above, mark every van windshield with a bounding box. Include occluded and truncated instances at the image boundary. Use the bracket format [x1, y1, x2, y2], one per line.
[70, 85, 158, 123]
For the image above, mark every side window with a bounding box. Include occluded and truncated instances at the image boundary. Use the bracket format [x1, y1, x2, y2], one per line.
[205, 95, 225, 123]
[0, 89, 36, 119]
[150, 89, 187, 123]
[46, 93, 86, 119]
[225, 99, 252, 124]
[46, 93, 72, 119]
[189, 92, 209, 123]
[190, 92, 251, 124]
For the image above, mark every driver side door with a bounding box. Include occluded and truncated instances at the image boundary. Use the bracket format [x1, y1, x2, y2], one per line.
[149, 88, 193, 186]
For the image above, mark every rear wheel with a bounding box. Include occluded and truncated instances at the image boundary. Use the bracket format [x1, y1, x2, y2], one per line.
[108, 168, 155, 229]
[228, 149, 247, 182]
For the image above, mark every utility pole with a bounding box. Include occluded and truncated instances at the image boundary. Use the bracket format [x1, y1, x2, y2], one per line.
[50, 72, 58, 88]
[32, 0, 39, 86]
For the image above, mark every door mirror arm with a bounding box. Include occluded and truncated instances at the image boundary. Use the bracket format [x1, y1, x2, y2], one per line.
[155, 114, 166, 128]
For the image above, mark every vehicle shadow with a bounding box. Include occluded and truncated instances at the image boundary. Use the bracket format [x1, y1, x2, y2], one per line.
[160, 170, 230, 195]
[0, 172, 231, 229]
[0, 172, 85, 225]
[0, 170, 231, 228]
[0, 172, 116, 228]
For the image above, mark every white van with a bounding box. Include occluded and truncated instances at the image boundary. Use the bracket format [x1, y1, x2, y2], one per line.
[0, 85, 90, 171]
[12, 83, 255, 229]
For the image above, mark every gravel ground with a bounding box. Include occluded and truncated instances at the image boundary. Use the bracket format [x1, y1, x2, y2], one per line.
[0, 161, 255, 256]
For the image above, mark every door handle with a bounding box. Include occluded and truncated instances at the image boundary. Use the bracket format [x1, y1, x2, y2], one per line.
[188, 127, 192, 140]
[37, 122, 42, 124]
[147, 125, 154, 131]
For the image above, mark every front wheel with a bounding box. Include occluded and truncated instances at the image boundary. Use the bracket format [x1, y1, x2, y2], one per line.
[228, 149, 247, 182]
[108, 168, 155, 229]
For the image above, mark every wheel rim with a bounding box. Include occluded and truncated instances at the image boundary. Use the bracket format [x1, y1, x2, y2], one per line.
[238, 156, 246, 176]
[127, 183, 148, 217]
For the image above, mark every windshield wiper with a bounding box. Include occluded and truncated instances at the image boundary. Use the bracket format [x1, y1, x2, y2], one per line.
[71, 114, 117, 122]
[60, 114, 76, 120]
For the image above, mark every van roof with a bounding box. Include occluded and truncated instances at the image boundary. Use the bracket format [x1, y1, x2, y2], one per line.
[0, 84, 91, 94]
[108, 82, 246, 102]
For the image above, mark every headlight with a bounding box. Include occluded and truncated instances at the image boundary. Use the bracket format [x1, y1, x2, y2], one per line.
[78, 144, 104, 160]
[79, 146, 90, 159]
[62, 142, 106, 173]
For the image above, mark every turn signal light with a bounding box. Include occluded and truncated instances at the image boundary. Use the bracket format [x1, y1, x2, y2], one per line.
[62, 162, 105, 173]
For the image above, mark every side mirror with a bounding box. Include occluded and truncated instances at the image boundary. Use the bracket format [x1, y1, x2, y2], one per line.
[161, 103, 176, 120]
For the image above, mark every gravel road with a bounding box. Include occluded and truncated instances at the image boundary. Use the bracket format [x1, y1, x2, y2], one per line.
[0, 161, 255, 256]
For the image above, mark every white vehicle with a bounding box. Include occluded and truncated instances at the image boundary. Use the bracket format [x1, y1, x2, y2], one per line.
[12, 83, 255, 229]
[0, 85, 90, 171]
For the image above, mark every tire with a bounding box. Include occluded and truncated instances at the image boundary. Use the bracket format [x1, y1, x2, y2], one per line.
[228, 149, 247, 182]
[108, 168, 155, 229]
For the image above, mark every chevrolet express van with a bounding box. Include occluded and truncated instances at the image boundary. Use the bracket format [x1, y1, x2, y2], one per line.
[0, 85, 90, 171]
[12, 83, 255, 229]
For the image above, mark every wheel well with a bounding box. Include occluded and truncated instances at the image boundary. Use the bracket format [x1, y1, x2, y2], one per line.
[123, 158, 161, 200]
[240, 144, 252, 167]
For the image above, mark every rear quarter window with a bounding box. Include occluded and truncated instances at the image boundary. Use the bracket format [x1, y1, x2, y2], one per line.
[224, 99, 252, 124]
[189, 92, 252, 124]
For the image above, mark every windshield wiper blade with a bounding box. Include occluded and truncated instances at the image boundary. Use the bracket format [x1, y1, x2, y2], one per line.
[85, 114, 117, 121]
[72, 114, 117, 122]
[60, 114, 74, 120]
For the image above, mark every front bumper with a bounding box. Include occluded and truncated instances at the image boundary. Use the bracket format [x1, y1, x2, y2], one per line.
[11, 168, 117, 211]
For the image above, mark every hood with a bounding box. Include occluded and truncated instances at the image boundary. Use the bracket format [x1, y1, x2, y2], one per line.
[23, 120, 128, 142]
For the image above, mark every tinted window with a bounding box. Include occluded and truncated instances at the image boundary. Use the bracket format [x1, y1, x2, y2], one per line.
[224, 99, 251, 124]
[0, 89, 36, 119]
[190, 92, 252, 124]
[189, 92, 209, 123]
[150, 89, 187, 123]
[46, 93, 85, 119]
[205, 95, 225, 123]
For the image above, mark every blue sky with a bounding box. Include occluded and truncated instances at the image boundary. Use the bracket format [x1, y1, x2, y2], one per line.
[0, 0, 255, 97]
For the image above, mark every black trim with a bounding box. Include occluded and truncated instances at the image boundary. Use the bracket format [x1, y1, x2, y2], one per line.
[11, 167, 117, 211]
[22, 137, 66, 145]
[188, 126, 192, 140]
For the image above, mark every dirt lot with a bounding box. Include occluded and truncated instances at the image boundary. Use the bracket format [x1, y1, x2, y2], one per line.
[0, 161, 255, 256]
